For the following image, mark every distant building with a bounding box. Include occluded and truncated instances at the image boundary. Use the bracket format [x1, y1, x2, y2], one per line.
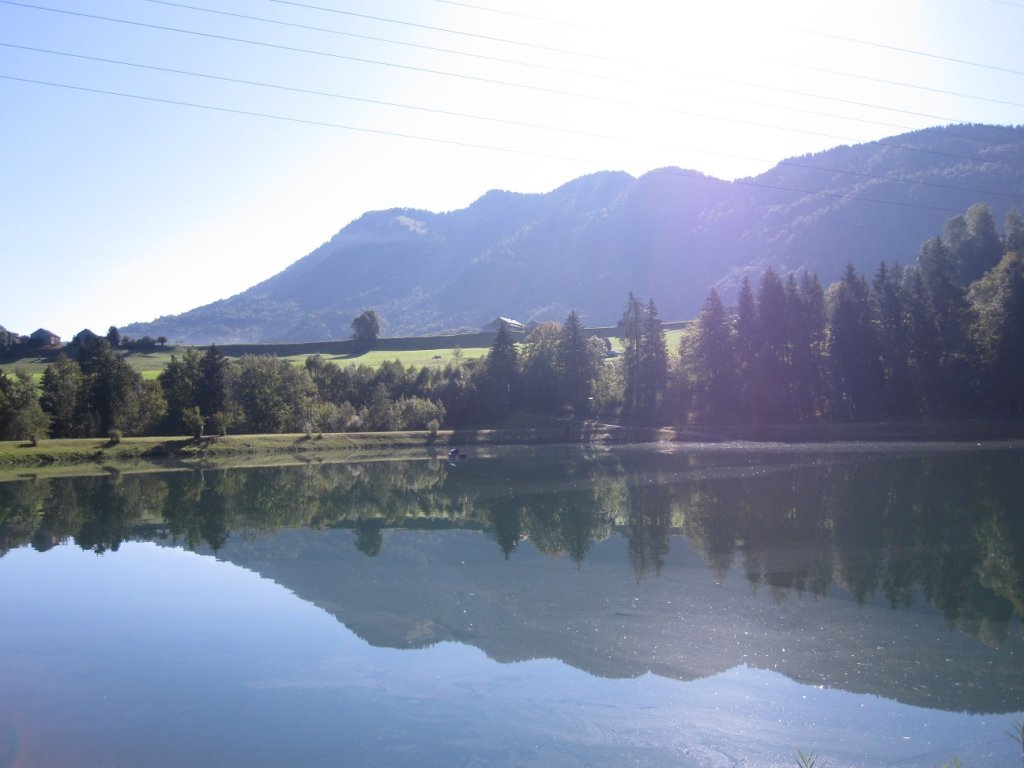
[483, 317, 524, 333]
[29, 328, 61, 347]
[71, 328, 100, 347]
[0, 324, 21, 351]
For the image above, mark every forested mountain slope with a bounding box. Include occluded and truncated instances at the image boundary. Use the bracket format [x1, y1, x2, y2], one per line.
[122, 124, 1024, 344]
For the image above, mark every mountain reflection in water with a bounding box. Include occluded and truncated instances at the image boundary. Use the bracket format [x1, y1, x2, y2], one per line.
[2, 443, 1023, 715]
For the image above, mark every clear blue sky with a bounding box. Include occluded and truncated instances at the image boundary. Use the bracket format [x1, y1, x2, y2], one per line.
[3, 0, 1023, 339]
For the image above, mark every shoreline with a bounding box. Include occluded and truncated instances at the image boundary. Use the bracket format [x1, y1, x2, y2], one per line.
[2, 419, 1023, 481]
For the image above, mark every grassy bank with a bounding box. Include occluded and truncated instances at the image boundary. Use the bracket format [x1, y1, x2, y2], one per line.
[3, 419, 1022, 481]
[0, 421, 639, 479]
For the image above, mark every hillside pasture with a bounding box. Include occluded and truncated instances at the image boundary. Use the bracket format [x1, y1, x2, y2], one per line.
[2, 322, 691, 379]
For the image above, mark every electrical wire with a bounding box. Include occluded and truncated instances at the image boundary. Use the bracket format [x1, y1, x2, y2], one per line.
[3, 0, 1019, 161]
[776, 59, 1024, 110]
[137, 0, 628, 84]
[432, 0, 582, 27]
[267, 0, 629, 65]
[9, 37, 1024, 196]
[0, 0, 629, 105]
[136, 0, 1007, 142]
[2, 0, 1022, 177]
[797, 28, 1024, 78]
[0, 40, 626, 142]
[1, 73, 1010, 217]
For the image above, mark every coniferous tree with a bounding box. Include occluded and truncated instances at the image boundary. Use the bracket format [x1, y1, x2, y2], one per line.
[827, 265, 883, 420]
[870, 262, 915, 417]
[620, 293, 644, 415]
[752, 268, 790, 423]
[786, 272, 826, 421]
[557, 310, 603, 414]
[899, 265, 943, 415]
[916, 237, 974, 413]
[638, 299, 669, 420]
[734, 276, 757, 419]
[692, 288, 738, 422]
[485, 321, 518, 417]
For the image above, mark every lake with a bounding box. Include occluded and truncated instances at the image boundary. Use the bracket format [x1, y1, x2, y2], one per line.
[1, 442, 1023, 767]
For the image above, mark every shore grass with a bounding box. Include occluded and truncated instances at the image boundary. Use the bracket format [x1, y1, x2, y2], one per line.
[0, 421, 634, 480]
[3, 419, 1021, 481]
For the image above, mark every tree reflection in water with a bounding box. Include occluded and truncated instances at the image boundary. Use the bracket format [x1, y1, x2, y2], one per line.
[2, 445, 1023, 645]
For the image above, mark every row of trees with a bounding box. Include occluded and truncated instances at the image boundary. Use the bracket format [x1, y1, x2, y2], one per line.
[684, 203, 1024, 424]
[1, 202, 1021, 441]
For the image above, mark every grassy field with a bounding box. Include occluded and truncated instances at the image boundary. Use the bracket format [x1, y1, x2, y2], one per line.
[276, 346, 490, 370]
[1, 344, 493, 380]
[1, 325, 687, 382]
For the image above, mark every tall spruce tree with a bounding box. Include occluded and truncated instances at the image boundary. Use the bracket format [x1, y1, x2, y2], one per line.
[639, 299, 669, 420]
[734, 276, 757, 419]
[827, 264, 883, 420]
[870, 262, 915, 416]
[693, 288, 738, 422]
[620, 293, 644, 415]
[558, 310, 601, 413]
[485, 321, 518, 416]
[752, 268, 791, 423]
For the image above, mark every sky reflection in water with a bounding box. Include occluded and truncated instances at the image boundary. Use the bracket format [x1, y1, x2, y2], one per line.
[1, 444, 1023, 767]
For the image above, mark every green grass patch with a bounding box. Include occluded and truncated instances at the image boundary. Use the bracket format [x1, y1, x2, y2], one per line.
[276, 347, 489, 369]
[0, 419, 636, 479]
[3, 343, 489, 380]
[2, 323, 688, 381]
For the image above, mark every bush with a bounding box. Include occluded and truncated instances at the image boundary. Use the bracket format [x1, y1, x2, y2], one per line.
[107, 429, 122, 445]
[182, 407, 203, 439]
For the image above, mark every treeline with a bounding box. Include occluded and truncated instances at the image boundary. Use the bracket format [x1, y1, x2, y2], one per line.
[1, 202, 1022, 442]
[0, 306, 621, 440]
[681, 203, 1023, 423]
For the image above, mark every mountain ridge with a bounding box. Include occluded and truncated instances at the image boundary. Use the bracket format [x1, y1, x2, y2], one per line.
[122, 124, 1024, 344]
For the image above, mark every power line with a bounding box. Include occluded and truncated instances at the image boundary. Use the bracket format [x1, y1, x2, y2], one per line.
[0, 41, 626, 142]
[797, 28, 1024, 78]
[3, 0, 1022, 173]
[0, 72, 603, 164]
[134, 0, 1004, 143]
[267, 0, 630, 66]
[8, 39, 1024, 203]
[137, 0, 627, 85]
[1, 73, 1009, 217]
[695, 70, 1024, 135]
[0, 0, 629, 104]
[5, 0, 1018, 156]
[776, 59, 1024, 110]
[433, 0, 582, 28]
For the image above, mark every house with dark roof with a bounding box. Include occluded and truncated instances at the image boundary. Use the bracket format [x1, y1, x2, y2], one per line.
[29, 328, 61, 347]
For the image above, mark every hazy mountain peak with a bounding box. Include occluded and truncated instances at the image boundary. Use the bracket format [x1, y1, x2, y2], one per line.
[121, 125, 1024, 344]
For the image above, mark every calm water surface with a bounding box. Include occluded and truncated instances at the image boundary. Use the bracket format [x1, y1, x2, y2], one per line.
[1, 443, 1023, 767]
